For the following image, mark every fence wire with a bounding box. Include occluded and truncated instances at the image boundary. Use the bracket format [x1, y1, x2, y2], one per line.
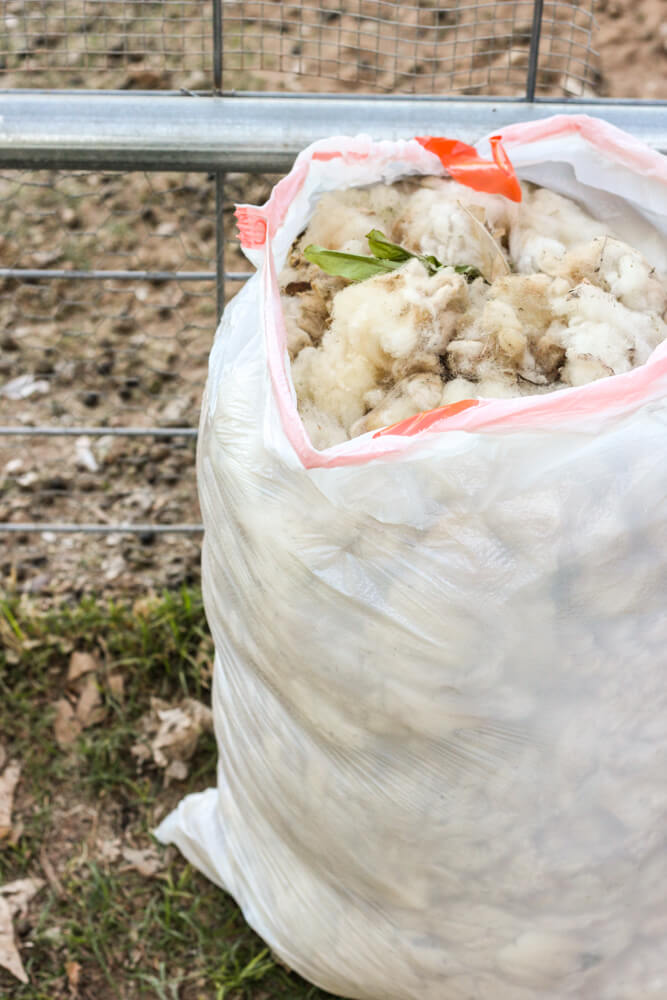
[0, 0, 212, 86]
[0, 0, 599, 97]
[0, 169, 271, 595]
[220, 0, 598, 97]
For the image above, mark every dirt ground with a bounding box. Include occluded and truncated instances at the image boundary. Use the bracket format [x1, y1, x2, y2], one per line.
[0, 0, 665, 602]
[595, 0, 667, 100]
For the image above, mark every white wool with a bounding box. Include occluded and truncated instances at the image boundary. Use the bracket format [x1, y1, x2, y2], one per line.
[299, 400, 349, 451]
[551, 283, 665, 385]
[291, 342, 377, 432]
[440, 377, 478, 405]
[395, 179, 515, 279]
[510, 187, 612, 273]
[282, 179, 667, 449]
[281, 295, 315, 358]
[550, 236, 667, 314]
[303, 184, 405, 251]
[292, 259, 468, 435]
[351, 373, 444, 437]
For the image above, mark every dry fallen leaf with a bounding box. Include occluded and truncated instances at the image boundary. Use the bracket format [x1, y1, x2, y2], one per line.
[54, 699, 82, 748]
[0, 760, 21, 840]
[164, 760, 189, 783]
[95, 835, 122, 864]
[2, 878, 47, 917]
[67, 650, 98, 683]
[152, 699, 212, 767]
[75, 674, 106, 728]
[120, 846, 163, 878]
[65, 958, 81, 998]
[107, 673, 125, 701]
[131, 698, 212, 783]
[0, 878, 45, 984]
[0, 896, 24, 983]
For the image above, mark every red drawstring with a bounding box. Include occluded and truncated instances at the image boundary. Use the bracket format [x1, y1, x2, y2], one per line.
[415, 134, 522, 202]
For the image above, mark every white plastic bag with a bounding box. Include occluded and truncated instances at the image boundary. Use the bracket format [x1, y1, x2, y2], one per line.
[156, 117, 667, 1000]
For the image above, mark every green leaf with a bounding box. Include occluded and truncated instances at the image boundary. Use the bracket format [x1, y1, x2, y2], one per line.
[454, 263, 485, 283]
[305, 234, 485, 284]
[365, 229, 413, 262]
[366, 230, 443, 276]
[418, 253, 444, 274]
[303, 244, 402, 281]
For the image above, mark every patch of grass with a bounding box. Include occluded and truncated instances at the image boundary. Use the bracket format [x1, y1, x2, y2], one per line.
[0, 588, 338, 1000]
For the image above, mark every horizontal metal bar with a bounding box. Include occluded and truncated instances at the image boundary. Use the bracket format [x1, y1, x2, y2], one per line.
[2, 90, 662, 105]
[0, 94, 665, 172]
[0, 269, 252, 281]
[0, 522, 203, 533]
[0, 268, 214, 281]
[0, 426, 197, 436]
[0, 89, 595, 101]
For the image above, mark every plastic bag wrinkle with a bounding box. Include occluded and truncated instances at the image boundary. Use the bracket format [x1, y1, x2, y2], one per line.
[157, 122, 667, 1000]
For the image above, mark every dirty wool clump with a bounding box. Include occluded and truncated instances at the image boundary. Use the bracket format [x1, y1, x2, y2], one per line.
[281, 179, 667, 449]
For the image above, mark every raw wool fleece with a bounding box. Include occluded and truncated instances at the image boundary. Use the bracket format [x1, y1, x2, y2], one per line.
[284, 181, 667, 448]
[156, 124, 667, 1000]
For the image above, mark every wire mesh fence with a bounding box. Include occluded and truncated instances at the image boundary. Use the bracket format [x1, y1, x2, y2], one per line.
[220, 0, 598, 97]
[0, 168, 274, 596]
[0, 171, 219, 440]
[0, 0, 599, 97]
[0, 0, 212, 86]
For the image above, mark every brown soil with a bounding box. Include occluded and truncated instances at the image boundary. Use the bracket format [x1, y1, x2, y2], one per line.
[595, 0, 667, 100]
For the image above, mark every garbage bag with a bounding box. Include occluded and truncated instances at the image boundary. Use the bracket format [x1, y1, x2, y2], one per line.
[156, 116, 667, 1000]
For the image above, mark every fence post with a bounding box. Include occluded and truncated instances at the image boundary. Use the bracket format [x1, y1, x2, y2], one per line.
[213, 0, 226, 321]
[525, 0, 545, 102]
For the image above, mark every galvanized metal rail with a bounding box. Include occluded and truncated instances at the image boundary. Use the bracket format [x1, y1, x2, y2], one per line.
[2, 93, 666, 173]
